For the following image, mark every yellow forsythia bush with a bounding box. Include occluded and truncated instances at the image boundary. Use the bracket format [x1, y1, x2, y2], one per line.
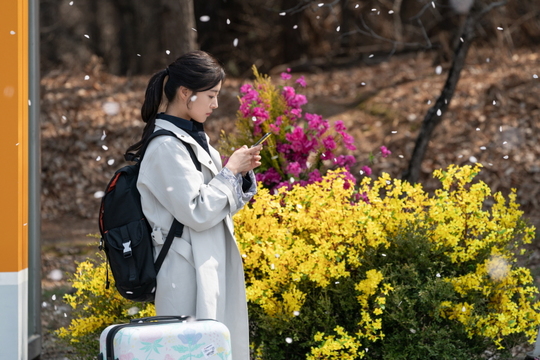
[59, 164, 539, 359]
[57, 253, 156, 358]
[235, 164, 539, 359]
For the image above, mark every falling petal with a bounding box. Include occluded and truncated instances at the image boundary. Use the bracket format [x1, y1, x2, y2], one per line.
[94, 191, 105, 198]
[84, 34, 90, 39]
[166, 50, 171, 55]
[10, 30, 15, 35]
[293, 25, 298, 29]
[200, 15, 210, 22]
[388, 9, 394, 13]
[435, 65, 442, 75]
[285, 338, 293, 344]
[127, 306, 140, 315]
[469, 156, 477, 163]
[101, 131, 107, 140]
[437, 109, 442, 116]
[48, 269, 63, 281]
[102, 145, 108, 150]
[84, 75, 90, 80]
[103, 101, 120, 115]
[436, 273, 441, 277]
[293, 311, 300, 316]
[107, 159, 115, 165]
[336, 26, 340, 31]
[503, 155, 509, 159]
[191, 95, 198, 102]
[233, 38, 239, 47]
[279, 12, 286, 16]
[96, 156, 101, 161]
[497, 26, 504, 31]
[52, 294, 56, 301]
[167, 186, 174, 192]
[226, 19, 230, 24]
[480, 146, 486, 150]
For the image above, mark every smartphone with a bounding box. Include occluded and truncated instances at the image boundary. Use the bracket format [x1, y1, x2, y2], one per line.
[252, 132, 272, 147]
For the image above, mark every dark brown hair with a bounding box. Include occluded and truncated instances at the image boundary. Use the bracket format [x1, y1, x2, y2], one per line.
[126, 50, 225, 155]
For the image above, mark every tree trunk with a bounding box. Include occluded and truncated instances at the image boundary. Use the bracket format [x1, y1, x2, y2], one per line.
[162, 0, 198, 60]
[402, 0, 507, 183]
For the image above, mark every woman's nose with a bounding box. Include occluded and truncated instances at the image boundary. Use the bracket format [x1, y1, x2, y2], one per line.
[211, 98, 219, 109]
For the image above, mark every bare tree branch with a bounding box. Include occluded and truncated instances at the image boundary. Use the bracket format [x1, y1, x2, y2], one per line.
[402, 0, 508, 183]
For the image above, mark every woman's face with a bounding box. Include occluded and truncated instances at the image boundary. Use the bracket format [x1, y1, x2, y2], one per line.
[185, 81, 221, 123]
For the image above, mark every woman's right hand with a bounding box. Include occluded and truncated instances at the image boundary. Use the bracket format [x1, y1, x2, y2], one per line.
[225, 145, 262, 176]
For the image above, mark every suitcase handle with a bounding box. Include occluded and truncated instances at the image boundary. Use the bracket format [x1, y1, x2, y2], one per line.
[130, 315, 191, 323]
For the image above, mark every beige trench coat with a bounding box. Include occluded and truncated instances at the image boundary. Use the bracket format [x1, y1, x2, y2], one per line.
[137, 119, 253, 360]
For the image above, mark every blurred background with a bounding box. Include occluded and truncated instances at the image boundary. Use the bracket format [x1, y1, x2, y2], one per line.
[40, 1, 540, 357]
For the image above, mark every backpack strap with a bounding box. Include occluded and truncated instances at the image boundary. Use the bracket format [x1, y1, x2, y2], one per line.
[127, 129, 201, 275]
[125, 130, 202, 172]
[154, 219, 182, 274]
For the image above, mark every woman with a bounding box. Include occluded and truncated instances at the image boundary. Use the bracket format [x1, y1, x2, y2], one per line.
[126, 50, 262, 360]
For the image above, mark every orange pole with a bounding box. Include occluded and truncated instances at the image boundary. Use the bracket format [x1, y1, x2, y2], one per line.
[0, 0, 29, 358]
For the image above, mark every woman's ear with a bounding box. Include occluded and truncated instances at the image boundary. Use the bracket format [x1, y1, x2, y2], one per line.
[177, 86, 192, 101]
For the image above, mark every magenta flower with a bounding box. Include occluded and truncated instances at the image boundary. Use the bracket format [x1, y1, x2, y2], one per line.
[282, 86, 308, 108]
[308, 169, 323, 183]
[334, 120, 347, 132]
[361, 166, 372, 176]
[322, 136, 337, 151]
[240, 83, 253, 94]
[296, 76, 307, 87]
[286, 162, 302, 177]
[380, 146, 392, 158]
[281, 72, 292, 80]
[306, 113, 329, 136]
[340, 132, 357, 151]
[359, 191, 370, 204]
[333, 155, 356, 168]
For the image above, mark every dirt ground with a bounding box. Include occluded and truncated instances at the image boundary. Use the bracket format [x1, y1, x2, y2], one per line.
[39, 45, 540, 359]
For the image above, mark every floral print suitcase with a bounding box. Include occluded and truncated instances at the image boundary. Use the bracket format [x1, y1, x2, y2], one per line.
[98, 316, 232, 360]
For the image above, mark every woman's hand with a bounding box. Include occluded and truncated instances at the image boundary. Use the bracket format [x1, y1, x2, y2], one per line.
[225, 145, 262, 176]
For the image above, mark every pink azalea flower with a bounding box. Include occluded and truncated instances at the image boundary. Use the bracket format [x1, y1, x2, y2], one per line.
[380, 146, 392, 158]
[334, 155, 356, 168]
[361, 166, 372, 176]
[281, 72, 292, 80]
[240, 83, 253, 94]
[308, 169, 323, 183]
[286, 162, 303, 177]
[334, 120, 347, 132]
[322, 136, 337, 151]
[296, 76, 307, 87]
[340, 132, 357, 151]
[359, 191, 370, 204]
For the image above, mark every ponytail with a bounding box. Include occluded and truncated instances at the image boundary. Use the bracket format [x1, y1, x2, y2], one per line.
[126, 51, 225, 158]
[125, 69, 168, 156]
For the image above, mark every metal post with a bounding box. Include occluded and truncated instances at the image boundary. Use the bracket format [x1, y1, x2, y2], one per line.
[28, 0, 42, 357]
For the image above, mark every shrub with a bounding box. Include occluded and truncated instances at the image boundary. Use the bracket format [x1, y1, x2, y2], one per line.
[234, 164, 539, 359]
[56, 253, 156, 358]
[218, 66, 358, 192]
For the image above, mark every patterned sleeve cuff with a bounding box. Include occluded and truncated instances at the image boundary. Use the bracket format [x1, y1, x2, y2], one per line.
[220, 168, 257, 208]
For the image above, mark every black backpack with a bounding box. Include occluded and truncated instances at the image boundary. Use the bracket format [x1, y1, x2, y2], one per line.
[98, 129, 200, 302]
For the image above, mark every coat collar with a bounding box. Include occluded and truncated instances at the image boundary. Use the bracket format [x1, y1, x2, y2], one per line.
[154, 119, 221, 175]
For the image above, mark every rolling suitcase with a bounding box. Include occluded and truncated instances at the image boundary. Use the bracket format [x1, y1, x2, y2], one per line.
[98, 316, 232, 360]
